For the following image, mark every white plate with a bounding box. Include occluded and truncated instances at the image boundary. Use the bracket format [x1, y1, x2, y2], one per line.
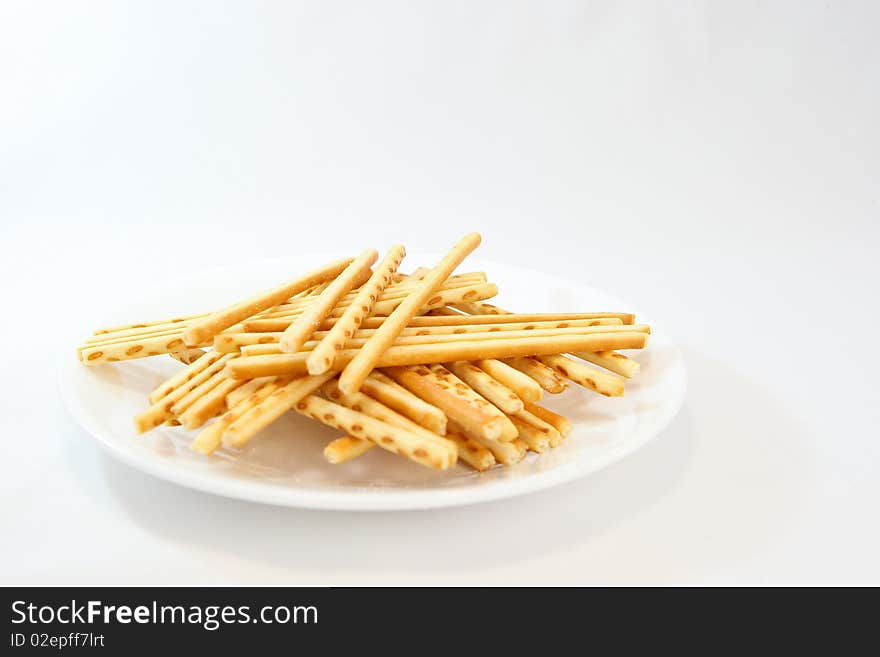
[60, 255, 686, 511]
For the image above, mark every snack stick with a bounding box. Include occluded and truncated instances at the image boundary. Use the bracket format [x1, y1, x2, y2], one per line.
[512, 408, 562, 449]
[383, 364, 517, 443]
[217, 325, 641, 355]
[537, 353, 625, 397]
[307, 245, 405, 374]
[85, 325, 184, 346]
[293, 395, 457, 470]
[149, 351, 221, 403]
[243, 312, 623, 333]
[571, 350, 640, 378]
[182, 257, 354, 346]
[324, 436, 375, 464]
[170, 348, 207, 365]
[338, 232, 482, 394]
[226, 332, 649, 379]
[190, 378, 289, 455]
[522, 401, 572, 438]
[509, 414, 552, 453]
[79, 330, 208, 365]
[135, 354, 236, 432]
[359, 372, 447, 434]
[226, 318, 626, 348]
[179, 377, 246, 430]
[445, 361, 524, 415]
[450, 420, 526, 466]
[221, 373, 336, 449]
[453, 301, 636, 326]
[442, 431, 496, 471]
[170, 367, 231, 417]
[474, 359, 543, 402]
[225, 377, 273, 408]
[256, 272, 484, 318]
[280, 249, 378, 354]
[92, 312, 208, 335]
[321, 380, 455, 452]
[503, 356, 569, 393]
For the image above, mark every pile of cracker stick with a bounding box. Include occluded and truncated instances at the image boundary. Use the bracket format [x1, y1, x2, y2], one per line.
[76, 233, 650, 471]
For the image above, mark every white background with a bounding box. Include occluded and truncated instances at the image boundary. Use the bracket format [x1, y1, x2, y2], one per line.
[2, 1, 878, 585]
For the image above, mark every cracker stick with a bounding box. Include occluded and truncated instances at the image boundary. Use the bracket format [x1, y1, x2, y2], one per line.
[307, 245, 405, 374]
[92, 312, 207, 335]
[222, 373, 335, 449]
[453, 301, 636, 325]
[572, 350, 640, 378]
[445, 361, 524, 415]
[182, 257, 354, 346]
[361, 372, 447, 434]
[294, 395, 457, 469]
[319, 380, 492, 468]
[190, 377, 290, 454]
[149, 351, 221, 403]
[503, 356, 568, 393]
[179, 377, 246, 429]
[279, 249, 378, 354]
[227, 332, 649, 379]
[384, 364, 517, 442]
[516, 410, 565, 447]
[135, 354, 236, 432]
[170, 348, 207, 365]
[170, 367, 231, 417]
[324, 436, 375, 464]
[449, 420, 527, 466]
[219, 324, 642, 354]
[85, 325, 183, 347]
[522, 401, 572, 438]
[323, 385, 492, 470]
[225, 377, 273, 408]
[509, 414, 552, 453]
[79, 331, 200, 365]
[243, 312, 620, 333]
[474, 359, 543, 402]
[443, 430, 496, 471]
[537, 353, 625, 397]
[338, 232, 482, 394]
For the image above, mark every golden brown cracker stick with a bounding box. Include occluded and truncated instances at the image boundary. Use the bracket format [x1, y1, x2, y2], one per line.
[511, 408, 562, 450]
[92, 312, 207, 336]
[170, 348, 207, 365]
[445, 361, 524, 415]
[474, 358, 543, 403]
[226, 332, 649, 379]
[79, 331, 200, 365]
[384, 364, 517, 442]
[179, 377, 246, 430]
[225, 377, 273, 408]
[279, 249, 378, 354]
[360, 372, 447, 435]
[449, 419, 527, 465]
[522, 401, 572, 438]
[222, 373, 335, 449]
[453, 301, 636, 325]
[503, 356, 569, 393]
[135, 354, 236, 432]
[182, 257, 354, 346]
[190, 377, 290, 455]
[537, 353, 625, 397]
[338, 232, 482, 394]
[324, 436, 375, 464]
[572, 350, 640, 378]
[294, 395, 457, 469]
[170, 367, 230, 417]
[307, 245, 405, 374]
[149, 351, 221, 404]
